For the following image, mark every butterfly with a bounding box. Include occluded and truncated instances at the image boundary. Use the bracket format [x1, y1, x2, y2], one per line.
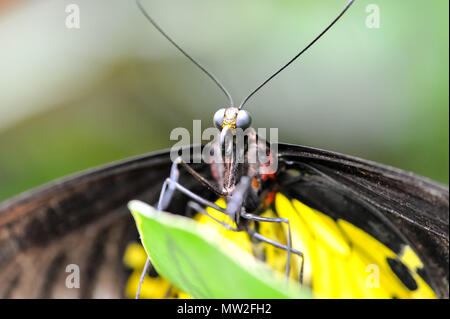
[0, 0, 448, 299]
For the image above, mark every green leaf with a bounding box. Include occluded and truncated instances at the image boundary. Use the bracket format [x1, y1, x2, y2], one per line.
[128, 200, 312, 299]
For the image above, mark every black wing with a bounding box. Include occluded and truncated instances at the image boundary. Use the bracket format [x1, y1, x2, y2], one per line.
[1, 143, 448, 298]
[277, 143, 449, 297]
[0, 147, 210, 298]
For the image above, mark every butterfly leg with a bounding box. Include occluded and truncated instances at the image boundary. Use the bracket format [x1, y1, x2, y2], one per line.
[247, 228, 304, 284]
[241, 212, 304, 284]
[157, 156, 229, 210]
[184, 176, 303, 280]
[224, 176, 305, 282]
[136, 157, 228, 298]
[185, 200, 304, 284]
[185, 201, 238, 231]
[177, 176, 305, 284]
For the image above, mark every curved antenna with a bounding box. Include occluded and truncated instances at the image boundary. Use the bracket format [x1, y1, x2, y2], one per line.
[136, 0, 234, 107]
[238, 0, 355, 109]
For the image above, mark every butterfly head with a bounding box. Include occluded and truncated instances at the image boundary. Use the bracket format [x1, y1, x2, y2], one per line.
[213, 107, 252, 145]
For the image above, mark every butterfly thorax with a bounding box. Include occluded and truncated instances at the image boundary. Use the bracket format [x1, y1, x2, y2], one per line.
[211, 107, 275, 213]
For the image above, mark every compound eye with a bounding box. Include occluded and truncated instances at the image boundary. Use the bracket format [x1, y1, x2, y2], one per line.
[236, 110, 252, 130]
[213, 108, 226, 129]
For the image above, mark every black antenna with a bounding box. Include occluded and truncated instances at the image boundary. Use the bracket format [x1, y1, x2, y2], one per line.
[238, 0, 355, 109]
[136, 0, 234, 107]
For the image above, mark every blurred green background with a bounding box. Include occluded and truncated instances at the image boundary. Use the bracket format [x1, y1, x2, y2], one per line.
[0, 0, 448, 201]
